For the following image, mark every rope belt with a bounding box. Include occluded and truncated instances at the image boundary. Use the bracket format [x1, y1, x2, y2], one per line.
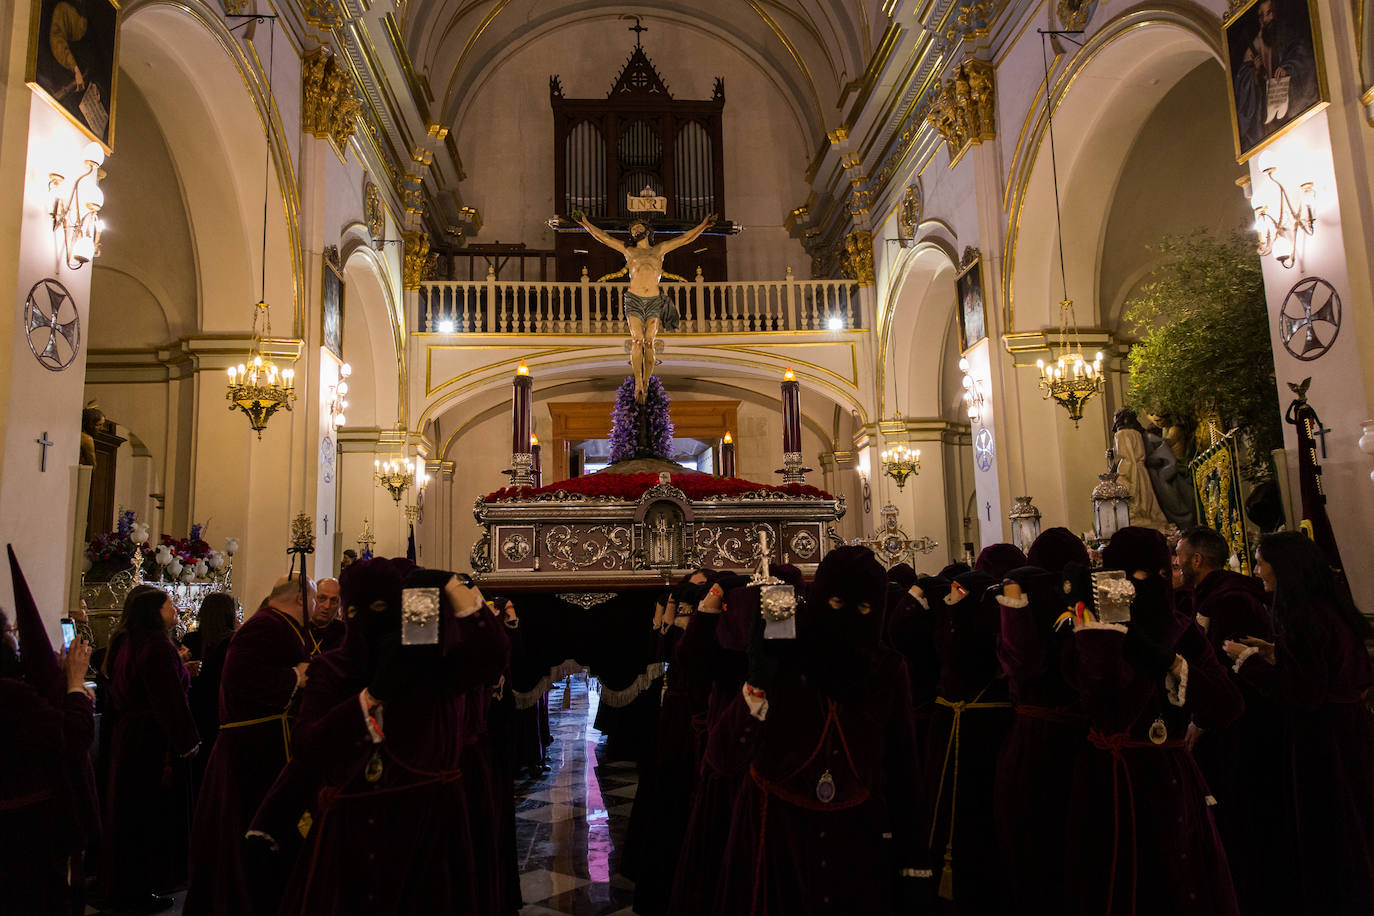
[1014, 703, 1086, 727]
[220, 711, 293, 762]
[1086, 728, 1186, 916]
[929, 690, 1013, 900]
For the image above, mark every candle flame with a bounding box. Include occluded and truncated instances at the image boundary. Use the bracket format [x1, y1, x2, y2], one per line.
[723, 432, 733, 444]
[516, 360, 529, 376]
[783, 367, 795, 381]
[530, 434, 539, 446]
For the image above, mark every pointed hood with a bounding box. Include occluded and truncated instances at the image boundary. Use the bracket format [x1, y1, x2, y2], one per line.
[975, 543, 1028, 580]
[7, 545, 64, 701]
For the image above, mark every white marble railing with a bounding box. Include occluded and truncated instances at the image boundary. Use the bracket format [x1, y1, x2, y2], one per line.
[417, 272, 860, 334]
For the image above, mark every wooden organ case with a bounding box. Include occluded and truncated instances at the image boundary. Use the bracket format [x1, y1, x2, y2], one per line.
[551, 46, 728, 282]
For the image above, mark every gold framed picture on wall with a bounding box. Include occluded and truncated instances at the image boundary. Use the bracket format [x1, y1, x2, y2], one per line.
[1222, 0, 1330, 163]
[26, 0, 120, 152]
[322, 246, 345, 361]
[956, 248, 987, 353]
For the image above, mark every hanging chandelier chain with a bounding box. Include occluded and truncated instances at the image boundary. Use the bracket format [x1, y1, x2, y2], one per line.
[259, 23, 274, 306]
[1040, 31, 1070, 309]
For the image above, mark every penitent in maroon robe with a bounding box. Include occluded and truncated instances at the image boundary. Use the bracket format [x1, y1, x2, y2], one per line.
[1064, 620, 1242, 916]
[1235, 598, 1374, 914]
[1187, 569, 1284, 916]
[0, 681, 95, 916]
[709, 647, 920, 916]
[253, 602, 510, 915]
[183, 606, 308, 916]
[993, 569, 1084, 914]
[99, 634, 200, 902]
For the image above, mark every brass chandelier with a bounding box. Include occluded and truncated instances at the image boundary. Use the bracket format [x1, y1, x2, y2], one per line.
[227, 301, 295, 438]
[225, 21, 295, 438]
[1035, 28, 1102, 428]
[880, 443, 921, 490]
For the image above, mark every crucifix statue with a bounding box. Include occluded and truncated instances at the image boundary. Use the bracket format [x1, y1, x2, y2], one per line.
[572, 210, 715, 402]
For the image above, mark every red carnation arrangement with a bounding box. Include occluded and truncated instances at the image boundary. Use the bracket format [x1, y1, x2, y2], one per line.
[485, 472, 833, 503]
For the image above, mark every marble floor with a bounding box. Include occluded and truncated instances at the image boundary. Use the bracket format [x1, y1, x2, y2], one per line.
[516, 676, 639, 915]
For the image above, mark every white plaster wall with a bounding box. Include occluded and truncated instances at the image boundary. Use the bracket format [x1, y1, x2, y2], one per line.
[1251, 112, 1374, 609]
[457, 19, 810, 280]
[0, 100, 99, 634]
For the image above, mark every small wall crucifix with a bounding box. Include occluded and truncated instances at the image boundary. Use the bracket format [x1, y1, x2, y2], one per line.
[36, 432, 53, 472]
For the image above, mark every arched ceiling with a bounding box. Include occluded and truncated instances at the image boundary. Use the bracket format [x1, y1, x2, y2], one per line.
[403, 0, 872, 137]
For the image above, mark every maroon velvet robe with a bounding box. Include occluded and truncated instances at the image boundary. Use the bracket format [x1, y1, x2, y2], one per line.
[633, 617, 710, 916]
[1187, 570, 1285, 916]
[0, 680, 95, 916]
[1236, 601, 1374, 914]
[184, 607, 309, 916]
[1065, 623, 1242, 916]
[710, 648, 920, 916]
[668, 616, 750, 916]
[99, 634, 200, 901]
[884, 592, 941, 766]
[253, 606, 510, 915]
[921, 578, 1013, 914]
[994, 601, 1083, 914]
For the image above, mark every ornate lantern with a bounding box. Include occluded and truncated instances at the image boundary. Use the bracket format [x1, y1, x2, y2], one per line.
[1092, 450, 1132, 542]
[1008, 496, 1042, 553]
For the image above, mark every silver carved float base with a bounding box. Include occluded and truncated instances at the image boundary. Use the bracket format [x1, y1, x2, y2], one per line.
[472, 475, 845, 591]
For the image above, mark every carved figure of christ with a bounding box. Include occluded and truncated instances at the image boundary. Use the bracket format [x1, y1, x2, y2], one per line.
[572, 211, 716, 402]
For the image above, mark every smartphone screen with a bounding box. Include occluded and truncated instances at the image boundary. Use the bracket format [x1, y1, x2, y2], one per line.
[60, 618, 76, 650]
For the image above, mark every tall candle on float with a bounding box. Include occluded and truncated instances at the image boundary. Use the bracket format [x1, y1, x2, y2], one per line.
[531, 434, 542, 488]
[512, 360, 532, 455]
[781, 368, 801, 454]
[721, 432, 736, 478]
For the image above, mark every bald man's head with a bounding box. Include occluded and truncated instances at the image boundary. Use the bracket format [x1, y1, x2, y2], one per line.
[312, 577, 341, 627]
[264, 572, 316, 624]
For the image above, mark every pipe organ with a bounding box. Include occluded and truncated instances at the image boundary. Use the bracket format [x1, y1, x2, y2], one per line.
[551, 46, 728, 282]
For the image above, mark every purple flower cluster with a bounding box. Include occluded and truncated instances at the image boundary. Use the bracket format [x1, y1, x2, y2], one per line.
[115, 509, 136, 538]
[608, 376, 674, 463]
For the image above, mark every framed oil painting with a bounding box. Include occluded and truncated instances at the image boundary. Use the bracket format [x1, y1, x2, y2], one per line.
[956, 249, 987, 352]
[1222, 0, 1329, 163]
[27, 0, 120, 151]
[322, 247, 344, 361]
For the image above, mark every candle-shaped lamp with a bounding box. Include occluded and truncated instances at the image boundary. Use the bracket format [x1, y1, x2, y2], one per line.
[721, 432, 736, 478]
[510, 360, 534, 486]
[531, 434, 542, 488]
[777, 367, 811, 484]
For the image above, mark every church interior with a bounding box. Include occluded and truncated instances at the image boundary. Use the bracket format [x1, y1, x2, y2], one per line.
[3, 0, 1374, 914]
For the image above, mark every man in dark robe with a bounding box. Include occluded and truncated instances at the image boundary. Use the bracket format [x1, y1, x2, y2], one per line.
[183, 574, 314, 916]
[249, 560, 511, 914]
[994, 565, 1083, 913]
[710, 546, 922, 914]
[920, 568, 1012, 913]
[1065, 526, 1242, 916]
[0, 546, 98, 916]
[1176, 525, 1283, 915]
[308, 576, 346, 655]
[884, 571, 946, 764]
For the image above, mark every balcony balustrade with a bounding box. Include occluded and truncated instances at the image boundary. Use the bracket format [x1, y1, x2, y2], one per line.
[416, 272, 860, 334]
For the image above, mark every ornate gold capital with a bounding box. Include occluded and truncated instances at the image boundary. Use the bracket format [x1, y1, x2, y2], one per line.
[301, 48, 360, 146]
[402, 230, 431, 290]
[926, 57, 996, 166]
[843, 230, 875, 288]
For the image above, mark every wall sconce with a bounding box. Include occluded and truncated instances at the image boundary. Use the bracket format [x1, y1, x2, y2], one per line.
[328, 362, 351, 428]
[959, 357, 985, 423]
[1247, 167, 1316, 269]
[49, 141, 106, 269]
